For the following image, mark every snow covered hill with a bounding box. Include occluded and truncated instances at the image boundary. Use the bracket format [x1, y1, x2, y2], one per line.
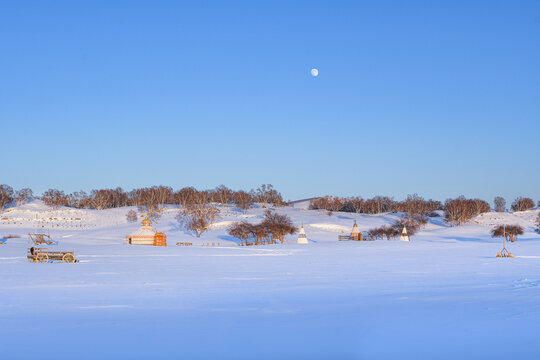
[1, 201, 540, 360]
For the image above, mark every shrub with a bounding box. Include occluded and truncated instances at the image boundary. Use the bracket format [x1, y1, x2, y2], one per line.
[444, 197, 490, 226]
[392, 217, 420, 236]
[126, 210, 138, 223]
[261, 210, 297, 244]
[233, 191, 254, 214]
[494, 196, 506, 212]
[177, 203, 219, 238]
[42, 189, 68, 209]
[511, 197, 534, 212]
[0, 185, 15, 211]
[1, 234, 21, 239]
[369, 225, 399, 240]
[227, 221, 253, 246]
[491, 224, 524, 242]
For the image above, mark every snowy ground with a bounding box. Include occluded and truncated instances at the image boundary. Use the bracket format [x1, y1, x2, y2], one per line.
[1, 201, 540, 360]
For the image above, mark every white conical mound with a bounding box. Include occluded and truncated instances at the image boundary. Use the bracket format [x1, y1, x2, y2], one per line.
[297, 225, 308, 244]
[400, 226, 410, 242]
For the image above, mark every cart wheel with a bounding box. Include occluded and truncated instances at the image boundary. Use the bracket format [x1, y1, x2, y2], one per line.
[495, 253, 502, 258]
[508, 253, 514, 258]
[62, 253, 75, 263]
[36, 253, 49, 263]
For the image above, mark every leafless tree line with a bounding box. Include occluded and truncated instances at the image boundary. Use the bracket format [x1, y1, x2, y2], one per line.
[31, 184, 281, 213]
[0, 185, 33, 211]
[444, 197, 490, 226]
[228, 210, 297, 246]
[309, 194, 441, 218]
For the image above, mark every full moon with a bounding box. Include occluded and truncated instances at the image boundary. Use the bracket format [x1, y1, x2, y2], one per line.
[310, 68, 319, 77]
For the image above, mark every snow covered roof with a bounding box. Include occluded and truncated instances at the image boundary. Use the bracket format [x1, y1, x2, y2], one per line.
[129, 227, 156, 237]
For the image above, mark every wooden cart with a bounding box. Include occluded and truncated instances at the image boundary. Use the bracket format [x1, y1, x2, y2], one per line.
[27, 247, 78, 263]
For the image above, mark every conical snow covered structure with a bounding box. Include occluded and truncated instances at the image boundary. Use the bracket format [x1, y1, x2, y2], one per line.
[297, 225, 308, 244]
[351, 221, 361, 240]
[400, 226, 410, 242]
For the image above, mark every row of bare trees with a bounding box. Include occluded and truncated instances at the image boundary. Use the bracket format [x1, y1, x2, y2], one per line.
[228, 211, 297, 246]
[444, 197, 490, 226]
[309, 194, 441, 217]
[310, 196, 396, 214]
[33, 184, 281, 212]
[0, 185, 34, 211]
[494, 196, 537, 212]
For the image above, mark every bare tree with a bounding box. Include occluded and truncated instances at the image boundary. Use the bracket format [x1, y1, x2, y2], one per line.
[444, 196, 490, 226]
[173, 187, 198, 207]
[147, 206, 163, 222]
[155, 186, 173, 209]
[177, 203, 219, 238]
[88, 187, 129, 209]
[42, 189, 68, 209]
[0, 185, 14, 211]
[349, 197, 365, 213]
[261, 210, 297, 244]
[233, 191, 253, 214]
[252, 184, 276, 208]
[15, 188, 33, 206]
[392, 216, 420, 236]
[369, 225, 399, 240]
[214, 185, 233, 207]
[270, 192, 285, 209]
[227, 221, 252, 246]
[511, 197, 534, 212]
[192, 190, 211, 206]
[250, 223, 268, 245]
[492, 224, 524, 242]
[126, 209, 138, 223]
[67, 191, 88, 208]
[494, 196, 506, 212]
[536, 213, 540, 234]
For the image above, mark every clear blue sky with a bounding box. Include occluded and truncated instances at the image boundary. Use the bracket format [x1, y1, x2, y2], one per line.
[1, 1, 539, 203]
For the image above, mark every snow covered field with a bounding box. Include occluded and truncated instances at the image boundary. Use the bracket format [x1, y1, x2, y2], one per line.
[1, 201, 540, 359]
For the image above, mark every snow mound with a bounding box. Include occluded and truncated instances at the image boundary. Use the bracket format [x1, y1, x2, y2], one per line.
[308, 223, 351, 233]
[471, 209, 539, 229]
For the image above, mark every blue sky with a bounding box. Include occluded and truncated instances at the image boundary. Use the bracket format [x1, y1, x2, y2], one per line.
[1, 1, 539, 202]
